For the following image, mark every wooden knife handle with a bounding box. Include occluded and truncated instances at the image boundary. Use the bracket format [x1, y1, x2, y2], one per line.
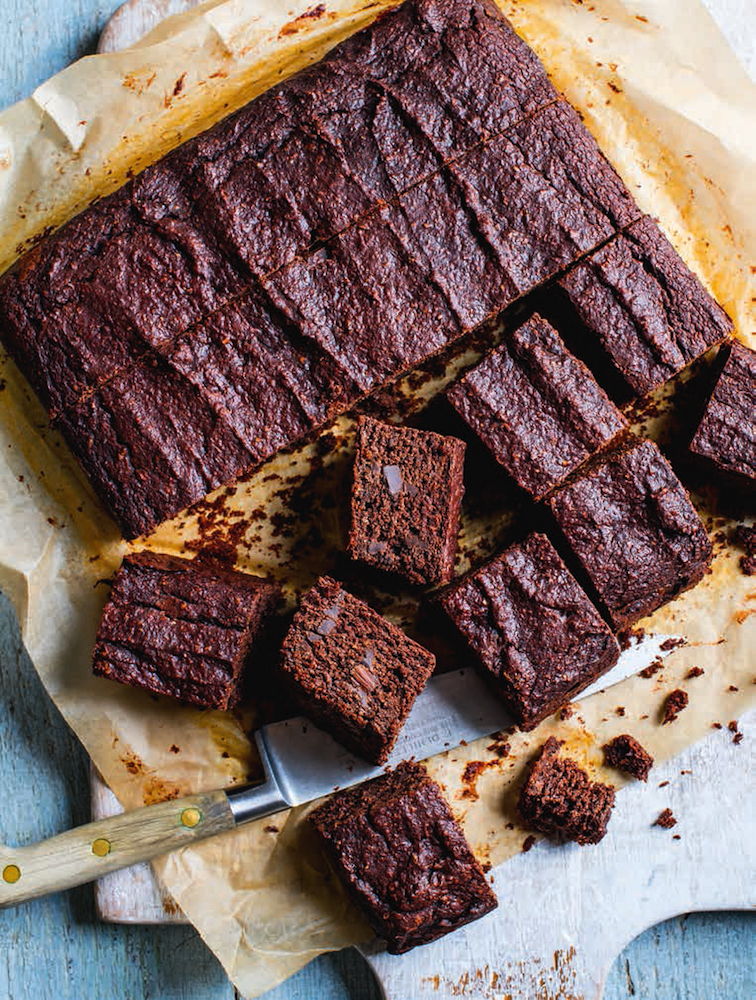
[0, 789, 234, 908]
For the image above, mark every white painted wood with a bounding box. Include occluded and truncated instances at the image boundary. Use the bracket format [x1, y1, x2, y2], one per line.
[362, 712, 756, 1000]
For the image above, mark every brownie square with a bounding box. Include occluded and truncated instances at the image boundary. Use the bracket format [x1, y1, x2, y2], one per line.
[447, 314, 627, 499]
[348, 416, 466, 585]
[309, 761, 497, 953]
[92, 552, 280, 709]
[519, 737, 616, 845]
[439, 533, 620, 730]
[547, 439, 712, 630]
[689, 341, 756, 483]
[279, 577, 435, 763]
[556, 216, 733, 397]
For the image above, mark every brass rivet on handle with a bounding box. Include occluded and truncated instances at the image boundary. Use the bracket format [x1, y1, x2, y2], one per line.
[2, 864, 20, 884]
[92, 838, 111, 857]
[181, 808, 202, 828]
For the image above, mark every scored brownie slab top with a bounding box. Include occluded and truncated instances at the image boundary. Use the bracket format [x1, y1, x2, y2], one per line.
[557, 216, 733, 397]
[279, 577, 435, 763]
[447, 314, 627, 499]
[309, 761, 497, 953]
[689, 341, 756, 482]
[548, 439, 712, 630]
[439, 532, 620, 730]
[348, 416, 466, 585]
[92, 552, 280, 710]
[519, 737, 616, 845]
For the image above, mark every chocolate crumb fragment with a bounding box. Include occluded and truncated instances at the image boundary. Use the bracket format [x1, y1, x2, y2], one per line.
[734, 524, 756, 575]
[662, 689, 689, 725]
[654, 808, 677, 829]
[615, 706, 626, 717]
[522, 835, 537, 853]
[728, 720, 744, 745]
[658, 780, 669, 788]
[686, 667, 705, 679]
[728, 685, 739, 692]
[602, 734, 653, 781]
[559, 704, 574, 721]
[712, 722, 723, 729]
[640, 658, 663, 679]
[673, 834, 681, 840]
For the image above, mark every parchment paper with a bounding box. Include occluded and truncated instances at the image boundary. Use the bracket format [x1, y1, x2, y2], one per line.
[0, 1, 754, 997]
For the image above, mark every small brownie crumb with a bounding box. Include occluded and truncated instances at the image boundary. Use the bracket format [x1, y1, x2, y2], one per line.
[734, 524, 756, 575]
[690, 342, 756, 484]
[92, 551, 280, 709]
[548, 440, 712, 630]
[279, 577, 435, 763]
[640, 658, 663, 679]
[654, 808, 677, 829]
[662, 689, 689, 725]
[309, 761, 497, 954]
[518, 737, 616, 845]
[522, 835, 537, 853]
[602, 734, 654, 781]
[446, 313, 626, 500]
[686, 667, 705, 679]
[348, 416, 466, 585]
[728, 720, 744, 745]
[440, 533, 620, 730]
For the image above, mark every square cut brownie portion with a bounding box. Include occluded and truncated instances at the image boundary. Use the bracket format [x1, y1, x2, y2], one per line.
[349, 416, 466, 585]
[556, 216, 732, 397]
[92, 552, 280, 709]
[446, 314, 627, 499]
[280, 577, 435, 763]
[689, 341, 756, 483]
[548, 439, 712, 630]
[309, 761, 497, 953]
[519, 737, 616, 845]
[439, 533, 620, 730]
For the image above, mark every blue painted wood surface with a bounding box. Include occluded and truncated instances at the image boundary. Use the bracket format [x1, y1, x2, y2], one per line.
[0, 3, 753, 997]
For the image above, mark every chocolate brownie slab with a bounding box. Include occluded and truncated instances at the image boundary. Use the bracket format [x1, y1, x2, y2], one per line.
[309, 761, 497, 953]
[519, 736, 615, 845]
[279, 577, 435, 763]
[348, 416, 466, 585]
[447, 314, 627, 498]
[440, 533, 620, 729]
[93, 552, 280, 709]
[55, 355, 257, 539]
[556, 216, 733, 396]
[548, 439, 712, 630]
[689, 341, 756, 483]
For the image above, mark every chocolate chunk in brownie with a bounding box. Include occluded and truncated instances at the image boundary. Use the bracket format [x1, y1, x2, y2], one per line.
[548, 439, 712, 630]
[734, 524, 756, 575]
[555, 216, 732, 397]
[54, 354, 258, 539]
[348, 416, 466, 585]
[662, 688, 689, 725]
[447, 314, 627, 499]
[439, 533, 620, 729]
[92, 552, 280, 709]
[279, 578, 435, 763]
[690, 341, 756, 483]
[602, 734, 654, 781]
[309, 761, 497, 953]
[519, 737, 615, 845]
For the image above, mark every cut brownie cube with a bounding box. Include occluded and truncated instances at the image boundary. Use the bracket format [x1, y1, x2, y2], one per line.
[548, 439, 712, 630]
[348, 416, 466, 585]
[556, 216, 733, 397]
[309, 761, 497, 953]
[440, 533, 619, 729]
[447, 314, 627, 499]
[602, 734, 653, 782]
[689, 341, 756, 483]
[279, 577, 435, 763]
[519, 737, 616, 845]
[92, 552, 280, 709]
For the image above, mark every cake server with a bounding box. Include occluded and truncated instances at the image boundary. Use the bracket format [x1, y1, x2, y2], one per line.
[0, 637, 665, 908]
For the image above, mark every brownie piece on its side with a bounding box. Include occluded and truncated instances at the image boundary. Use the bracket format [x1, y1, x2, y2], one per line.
[602, 734, 653, 782]
[279, 578, 435, 763]
[519, 737, 616, 845]
[309, 761, 497, 953]
[556, 216, 732, 397]
[548, 439, 712, 630]
[92, 552, 280, 709]
[689, 341, 756, 483]
[349, 416, 466, 585]
[447, 314, 627, 499]
[439, 533, 620, 730]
